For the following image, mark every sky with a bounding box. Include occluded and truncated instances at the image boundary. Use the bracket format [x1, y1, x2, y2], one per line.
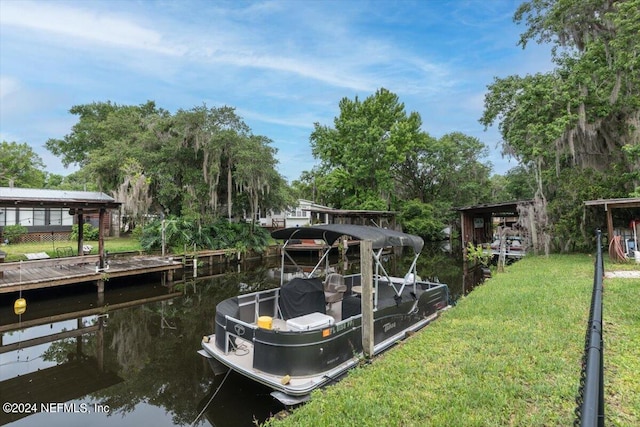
[0, 0, 554, 183]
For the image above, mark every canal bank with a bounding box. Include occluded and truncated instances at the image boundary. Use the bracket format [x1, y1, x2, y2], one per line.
[265, 254, 640, 426]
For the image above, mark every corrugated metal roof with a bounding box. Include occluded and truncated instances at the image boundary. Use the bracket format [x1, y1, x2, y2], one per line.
[455, 200, 533, 213]
[0, 187, 120, 209]
[303, 207, 398, 215]
[0, 187, 115, 202]
[584, 197, 640, 208]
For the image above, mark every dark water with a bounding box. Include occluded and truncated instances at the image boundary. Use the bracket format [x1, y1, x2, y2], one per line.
[0, 244, 481, 427]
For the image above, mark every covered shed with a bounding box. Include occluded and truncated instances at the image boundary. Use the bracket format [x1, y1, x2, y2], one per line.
[0, 187, 121, 267]
[584, 197, 640, 258]
[456, 200, 533, 251]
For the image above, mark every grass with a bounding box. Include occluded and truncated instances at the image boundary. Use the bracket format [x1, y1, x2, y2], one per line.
[0, 237, 143, 261]
[604, 271, 640, 425]
[266, 254, 640, 426]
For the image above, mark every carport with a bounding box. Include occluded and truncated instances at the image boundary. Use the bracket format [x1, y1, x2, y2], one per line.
[456, 200, 533, 251]
[584, 197, 640, 260]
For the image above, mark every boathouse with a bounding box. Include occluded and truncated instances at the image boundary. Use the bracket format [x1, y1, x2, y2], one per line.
[456, 200, 533, 252]
[0, 187, 121, 260]
[0, 188, 182, 296]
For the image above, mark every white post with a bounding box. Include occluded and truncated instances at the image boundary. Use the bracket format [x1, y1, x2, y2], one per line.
[193, 243, 197, 278]
[161, 219, 166, 257]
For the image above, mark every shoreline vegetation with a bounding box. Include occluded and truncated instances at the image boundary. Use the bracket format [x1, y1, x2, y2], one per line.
[266, 254, 640, 427]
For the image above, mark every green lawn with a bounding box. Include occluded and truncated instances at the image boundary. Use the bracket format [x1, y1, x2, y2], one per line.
[0, 237, 143, 262]
[266, 254, 640, 426]
[605, 272, 640, 425]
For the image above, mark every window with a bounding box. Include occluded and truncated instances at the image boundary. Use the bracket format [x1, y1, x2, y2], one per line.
[48, 208, 74, 226]
[33, 208, 46, 226]
[50, 208, 62, 226]
[3, 208, 16, 226]
[62, 209, 74, 225]
[18, 209, 33, 226]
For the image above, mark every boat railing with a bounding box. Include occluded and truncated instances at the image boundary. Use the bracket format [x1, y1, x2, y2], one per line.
[221, 315, 256, 354]
[237, 288, 281, 324]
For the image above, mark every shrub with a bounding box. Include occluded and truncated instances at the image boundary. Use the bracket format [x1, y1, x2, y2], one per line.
[466, 242, 491, 267]
[399, 200, 446, 240]
[70, 223, 100, 241]
[139, 216, 270, 253]
[2, 224, 28, 243]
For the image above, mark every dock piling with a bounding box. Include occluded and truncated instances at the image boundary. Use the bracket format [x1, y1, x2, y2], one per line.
[361, 240, 374, 358]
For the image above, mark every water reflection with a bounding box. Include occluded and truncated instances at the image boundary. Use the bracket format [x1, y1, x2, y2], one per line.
[0, 246, 483, 427]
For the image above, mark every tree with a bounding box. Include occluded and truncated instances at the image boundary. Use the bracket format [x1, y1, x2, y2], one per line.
[492, 0, 640, 181]
[489, 166, 536, 202]
[310, 88, 423, 209]
[303, 89, 494, 238]
[290, 170, 320, 201]
[46, 101, 162, 167]
[45, 101, 291, 227]
[46, 101, 165, 192]
[111, 159, 152, 230]
[0, 141, 46, 187]
[146, 105, 243, 220]
[309, 90, 492, 213]
[481, 72, 571, 196]
[398, 200, 447, 240]
[233, 135, 284, 230]
[145, 105, 289, 223]
[395, 132, 492, 209]
[481, 0, 640, 250]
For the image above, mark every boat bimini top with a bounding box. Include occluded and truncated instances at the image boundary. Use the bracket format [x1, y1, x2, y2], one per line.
[271, 224, 425, 304]
[271, 224, 424, 253]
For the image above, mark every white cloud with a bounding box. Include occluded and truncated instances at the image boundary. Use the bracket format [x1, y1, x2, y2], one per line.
[1, 0, 453, 96]
[207, 52, 375, 92]
[0, 1, 183, 55]
[237, 107, 316, 130]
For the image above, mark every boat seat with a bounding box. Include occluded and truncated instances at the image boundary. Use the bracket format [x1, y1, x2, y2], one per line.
[324, 273, 347, 305]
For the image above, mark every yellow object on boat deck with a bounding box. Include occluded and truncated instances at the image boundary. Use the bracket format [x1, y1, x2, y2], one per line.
[257, 316, 273, 330]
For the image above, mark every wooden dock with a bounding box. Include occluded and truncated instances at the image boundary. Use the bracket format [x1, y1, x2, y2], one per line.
[0, 255, 182, 294]
[182, 245, 281, 265]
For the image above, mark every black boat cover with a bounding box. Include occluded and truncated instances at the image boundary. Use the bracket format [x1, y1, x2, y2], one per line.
[278, 278, 326, 320]
[271, 224, 424, 253]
